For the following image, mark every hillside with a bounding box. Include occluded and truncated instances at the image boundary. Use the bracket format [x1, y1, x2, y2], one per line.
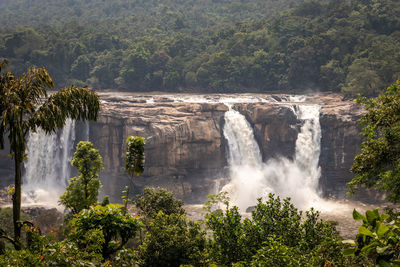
[0, 0, 399, 96]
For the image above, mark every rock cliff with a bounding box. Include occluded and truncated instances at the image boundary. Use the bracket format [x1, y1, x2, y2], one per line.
[0, 93, 366, 203]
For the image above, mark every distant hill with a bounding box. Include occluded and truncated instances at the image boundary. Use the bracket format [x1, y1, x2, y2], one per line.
[0, 0, 304, 33]
[0, 0, 399, 96]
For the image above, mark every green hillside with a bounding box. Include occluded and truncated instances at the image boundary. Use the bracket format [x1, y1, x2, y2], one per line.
[0, 0, 399, 96]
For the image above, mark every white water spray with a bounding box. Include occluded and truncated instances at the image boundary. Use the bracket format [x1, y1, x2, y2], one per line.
[23, 119, 76, 207]
[221, 103, 325, 211]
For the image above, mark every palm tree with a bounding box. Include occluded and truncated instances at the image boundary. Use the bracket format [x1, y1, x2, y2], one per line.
[0, 60, 100, 249]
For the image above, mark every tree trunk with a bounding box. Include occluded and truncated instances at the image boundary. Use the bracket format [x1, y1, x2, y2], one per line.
[12, 152, 22, 250]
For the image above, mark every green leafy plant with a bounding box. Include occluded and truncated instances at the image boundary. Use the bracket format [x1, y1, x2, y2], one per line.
[70, 204, 141, 259]
[59, 141, 104, 214]
[137, 211, 207, 267]
[349, 81, 400, 203]
[343, 209, 400, 266]
[123, 136, 145, 212]
[134, 187, 185, 221]
[205, 193, 344, 266]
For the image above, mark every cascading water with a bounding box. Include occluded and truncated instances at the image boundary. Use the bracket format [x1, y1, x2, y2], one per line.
[221, 106, 272, 210]
[221, 103, 324, 211]
[23, 118, 76, 207]
[84, 120, 90, 141]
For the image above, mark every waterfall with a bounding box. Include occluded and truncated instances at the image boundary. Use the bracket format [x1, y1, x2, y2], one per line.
[221, 104, 323, 211]
[23, 119, 76, 207]
[84, 120, 90, 141]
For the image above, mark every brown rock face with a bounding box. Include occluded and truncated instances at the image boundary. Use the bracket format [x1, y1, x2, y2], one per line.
[90, 98, 229, 202]
[234, 103, 299, 161]
[319, 97, 364, 198]
[0, 93, 368, 203]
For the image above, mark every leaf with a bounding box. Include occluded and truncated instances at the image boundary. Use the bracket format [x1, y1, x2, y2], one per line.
[376, 246, 388, 254]
[342, 240, 356, 245]
[376, 223, 389, 238]
[378, 259, 391, 267]
[343, 248, 356, 257]
[353, 209, 365, 221]
[8, 186, 15, 195]
[366, 209, 378, 224]
[358, 226, 373, 237]
[381, 214, 390, 221]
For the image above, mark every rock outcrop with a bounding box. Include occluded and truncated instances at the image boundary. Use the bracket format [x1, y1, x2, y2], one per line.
[91, 96, 229, 202]
[0, 93, 367, 203]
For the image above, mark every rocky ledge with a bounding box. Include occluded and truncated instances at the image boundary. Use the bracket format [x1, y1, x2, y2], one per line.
[0, 93, 367, 203]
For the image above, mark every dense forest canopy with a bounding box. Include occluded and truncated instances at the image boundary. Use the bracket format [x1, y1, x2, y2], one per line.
[0, 0, 399, 96]
[0, 0, 304, 31]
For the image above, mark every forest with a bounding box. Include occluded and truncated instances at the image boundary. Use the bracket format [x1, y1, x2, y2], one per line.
[1, 56, 400, 265]
[0, 0, 399, 96]
[1, 0, 400, 266]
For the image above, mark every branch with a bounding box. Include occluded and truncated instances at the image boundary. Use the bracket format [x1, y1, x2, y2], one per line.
[0, 229, 17, 247]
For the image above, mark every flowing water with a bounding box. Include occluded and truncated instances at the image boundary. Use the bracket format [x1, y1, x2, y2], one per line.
[23, 119, 76, 208]
[17, 94, 382, 237]
[221, 103, 325, 210]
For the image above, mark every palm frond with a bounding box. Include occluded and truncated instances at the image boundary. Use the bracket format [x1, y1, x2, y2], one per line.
[28, 86, 100, 133]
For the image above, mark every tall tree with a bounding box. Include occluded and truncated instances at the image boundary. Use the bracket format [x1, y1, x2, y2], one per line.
[0, 59, 100, 249]
[123, 136, 145, 212]
[59, 141, 104, 214]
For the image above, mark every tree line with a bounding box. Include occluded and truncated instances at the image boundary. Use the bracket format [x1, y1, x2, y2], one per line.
[1, 59, 400, 265]
[0, 0, 399, 96]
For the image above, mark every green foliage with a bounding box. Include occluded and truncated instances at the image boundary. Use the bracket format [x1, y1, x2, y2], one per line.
[137, 211, 207, 267]
[134, 187, 185, 221]
[0, 208, 29, 249]
[0, 205, 140, 265]
[125, 136, 145, 177]
[0, 232, 106, 266]
[205, 193, 344, 266]
[123, 136, 145, 212]
[0, 60, 100, 248]
[344, 209, 400, 266]
[247, 237, 308, 266]
[342, 58, 383, 97]
[348, 81, 400, 203]
[59, 141, 104, 214]
[0, 249, 42, 266]
[70, 204, 141, 259]
[206, 204, 249, 264]
[0, 0, 398, 95]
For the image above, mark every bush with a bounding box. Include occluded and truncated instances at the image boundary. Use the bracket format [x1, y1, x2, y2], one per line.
[137, 211, 207, 266]
[70, 204, 141, 259]
[344, 209, 400, 266]
[134, 187, 185, 221]
[205, 193, 344, 266]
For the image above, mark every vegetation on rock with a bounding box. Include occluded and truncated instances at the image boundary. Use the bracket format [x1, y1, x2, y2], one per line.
[60, 141, 104, 214]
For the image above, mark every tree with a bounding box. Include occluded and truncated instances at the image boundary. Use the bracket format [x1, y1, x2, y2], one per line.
[123, 136, 145, 212]
[59, 141, 104, 214]
[70, 204, 141, 259]
[204, 193, 343, 266]
[0, 60, 100, 249]
[134, 187, 185, 221]
[136, 211, 207, 266]
[348, 81, 400, 203]
[342, 58, 384, 97]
